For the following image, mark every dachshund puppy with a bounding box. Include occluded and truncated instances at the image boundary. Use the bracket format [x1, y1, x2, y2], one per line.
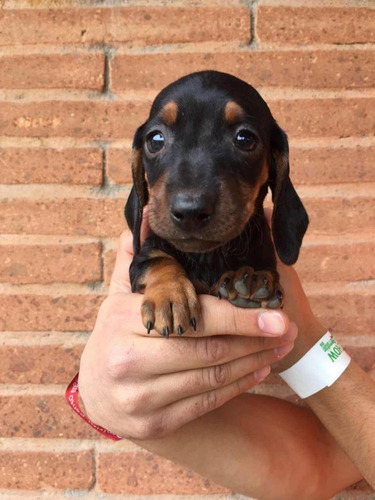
[125, 71, 309, 337]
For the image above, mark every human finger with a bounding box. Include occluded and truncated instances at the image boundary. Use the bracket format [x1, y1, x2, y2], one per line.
[151, 366, 272, 437]
[142, 336, 295, 408]
[109, 230, 134, 294]
[101, 299, 297, 376]
[109, 211, 151, 295]
[104, 287, 290, 340]
[185, 294, 290, 338]
[263, 207, 323, 343]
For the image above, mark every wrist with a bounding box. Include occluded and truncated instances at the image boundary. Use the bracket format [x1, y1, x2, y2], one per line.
[273, 319, 326, 372]
[279, 332, 351, 399]
[65, 372, 123, 441]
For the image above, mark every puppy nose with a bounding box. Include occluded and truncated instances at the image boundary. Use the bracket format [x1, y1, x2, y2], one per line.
[170, 192, 215, 229]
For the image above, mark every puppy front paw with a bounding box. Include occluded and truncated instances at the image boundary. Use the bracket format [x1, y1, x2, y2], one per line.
[216, 267, 284, 309]
[141, 277, 200, 337]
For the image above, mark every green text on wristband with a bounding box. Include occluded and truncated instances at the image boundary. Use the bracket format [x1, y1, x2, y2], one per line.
[319, 335, 344, 363]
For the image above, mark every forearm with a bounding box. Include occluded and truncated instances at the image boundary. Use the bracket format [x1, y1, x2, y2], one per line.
[135, 393, 361, 500]
[278, 315, 375, 488]
[307, 360, 375, 488]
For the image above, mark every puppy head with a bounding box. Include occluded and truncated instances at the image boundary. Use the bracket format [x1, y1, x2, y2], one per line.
[125, 71, 308, 263]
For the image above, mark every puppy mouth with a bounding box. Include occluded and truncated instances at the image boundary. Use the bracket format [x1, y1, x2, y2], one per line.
[168, 236, 223, 253]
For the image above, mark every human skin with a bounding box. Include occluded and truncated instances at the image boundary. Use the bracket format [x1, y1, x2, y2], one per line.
[79, 228, 297, 440]
[77, 222, 375, 498]
[271, 229, 375, 490]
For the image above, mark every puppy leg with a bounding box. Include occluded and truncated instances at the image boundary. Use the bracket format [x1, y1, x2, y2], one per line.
[132, 251, 200, 337]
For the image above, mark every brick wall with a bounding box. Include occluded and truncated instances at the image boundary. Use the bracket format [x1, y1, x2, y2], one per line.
[0, 1, 374, 498]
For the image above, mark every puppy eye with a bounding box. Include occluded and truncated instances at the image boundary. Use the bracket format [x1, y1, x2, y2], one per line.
[234, 129, 258, 151]
[146, 131, 165, 153]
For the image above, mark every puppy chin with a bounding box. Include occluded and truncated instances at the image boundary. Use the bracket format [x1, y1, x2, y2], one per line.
[168, 238, 222, 253]
[149, 211, 253, 254]
[159, 223, 250, 253]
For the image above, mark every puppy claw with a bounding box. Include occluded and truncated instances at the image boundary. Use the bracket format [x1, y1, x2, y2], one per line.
[141, 271, 199, 336]
[190, 317, 197, 331]
[218, 277, 232, 299]
[219, 285, 229, 299]
[267, 289, 284, 309]
[163, 326, 170, 338]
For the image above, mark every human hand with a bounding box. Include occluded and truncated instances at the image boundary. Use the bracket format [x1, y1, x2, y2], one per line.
[78, 229, 297, 440]
[264, 209, 326, 372]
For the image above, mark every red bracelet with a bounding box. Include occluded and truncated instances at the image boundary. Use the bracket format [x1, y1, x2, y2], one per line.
[65, 372, 122, 441]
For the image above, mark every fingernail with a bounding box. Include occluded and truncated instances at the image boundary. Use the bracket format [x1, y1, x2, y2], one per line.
[274, 342, 294, 358]
[258, 311, 286, 335]
[254, 365, 271, 381]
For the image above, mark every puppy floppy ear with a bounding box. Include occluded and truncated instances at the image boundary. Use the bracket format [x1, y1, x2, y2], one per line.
[124, 124, 148, 254]
[269, 123, 309, 265]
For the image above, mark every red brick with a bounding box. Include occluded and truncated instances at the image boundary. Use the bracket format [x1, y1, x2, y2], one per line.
[0, 395, 100, 439]
[0, 100, 149, 139]
[290, 145, 375, 185]
[0, 294, 104, 331]
[108, 6, 251, 44]
[0, 147, 103, 185]
[0, 97, 372, 141]
[106, 147, 132, 185]
[345, 345, 375, 372]
[296, 242, 375, 283]
[0, 54, 104, 90]
[304, 196, 375, 235]
[305, 281, 375, 335]
[0, 198, 126, 237]
[0, 343, 83, 384]
[270, 98, 374, 138]
[0, 8, 106, 45]
[309, 287, 375, 335]
[106, 144, 375, 187]
[106, 144, 375, 188]
[0, 243, 102, 284]
[257, 6, 375, 45]
[0, 7, 250, 46]
[97, 450, 228, 494]
[2, 194, 373, 238]
[0, 450, 94, 490]
[111, 49, 374, 90]
[103, 243, 375, 334]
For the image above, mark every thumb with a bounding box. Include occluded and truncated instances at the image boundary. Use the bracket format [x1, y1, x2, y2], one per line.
[109, 210, 150, 295]
[264, 207, 287, 270]
[109, 229, 134, 294]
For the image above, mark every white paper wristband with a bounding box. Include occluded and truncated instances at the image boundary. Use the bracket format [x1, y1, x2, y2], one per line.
[279, 331, 351, 399]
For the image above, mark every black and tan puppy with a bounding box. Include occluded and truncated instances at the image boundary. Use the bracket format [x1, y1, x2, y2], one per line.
[125, 71, 308, 337]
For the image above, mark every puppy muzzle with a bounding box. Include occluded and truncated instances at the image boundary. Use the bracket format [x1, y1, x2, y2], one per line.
[169, 191, 216, 232]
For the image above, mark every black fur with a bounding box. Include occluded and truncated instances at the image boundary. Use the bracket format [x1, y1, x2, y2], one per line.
[125, 71, 308, 296]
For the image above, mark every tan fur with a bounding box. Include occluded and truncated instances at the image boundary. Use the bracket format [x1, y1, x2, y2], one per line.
[159, 101, 178, 126]
[242, 160, 269, 219]
[131, 148, 147, 208]
[224, 101, 245, 124]
[140, 255, 200, 334]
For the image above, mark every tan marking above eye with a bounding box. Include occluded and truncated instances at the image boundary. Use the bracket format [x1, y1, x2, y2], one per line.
[224, 101, 245, 125]
[159, 101, 178, 126]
